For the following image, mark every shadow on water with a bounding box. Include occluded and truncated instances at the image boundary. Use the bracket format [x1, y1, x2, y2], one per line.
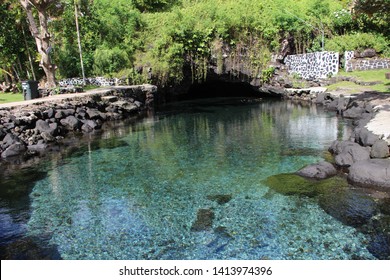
[263, 173, 390, 259]
[0, 120, 143, 259]
[0, 167, 63, 259]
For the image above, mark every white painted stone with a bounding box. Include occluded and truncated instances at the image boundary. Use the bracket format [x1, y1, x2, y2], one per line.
[365, 106, 390, 145]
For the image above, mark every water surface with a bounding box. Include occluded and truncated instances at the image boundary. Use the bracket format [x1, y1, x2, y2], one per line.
[1, 99, 381, 259]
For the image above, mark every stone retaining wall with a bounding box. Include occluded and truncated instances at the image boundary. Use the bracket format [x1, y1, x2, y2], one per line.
[345, 57, 390, 72]
[0, 85, 156, 160]
[284, 51, 339, 79]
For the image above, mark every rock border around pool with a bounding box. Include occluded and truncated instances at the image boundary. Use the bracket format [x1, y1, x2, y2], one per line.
[290, 88, 390, 190]
[0, 85, 157, 160]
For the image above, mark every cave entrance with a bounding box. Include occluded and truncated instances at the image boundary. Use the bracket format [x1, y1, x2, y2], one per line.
[184, 80, 261, 100]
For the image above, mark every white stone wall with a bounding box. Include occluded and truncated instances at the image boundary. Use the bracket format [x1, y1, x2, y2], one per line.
[284, 51, 339, 79]
[344, 51, 355, 71]
[59, 77, 124, 87]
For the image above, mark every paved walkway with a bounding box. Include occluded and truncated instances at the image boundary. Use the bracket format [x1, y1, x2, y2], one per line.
[0, 87, 122, 109]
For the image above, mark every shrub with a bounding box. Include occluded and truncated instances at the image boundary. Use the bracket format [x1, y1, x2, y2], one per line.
[325, 33, 390, 56]
[93, 46, 130, 76]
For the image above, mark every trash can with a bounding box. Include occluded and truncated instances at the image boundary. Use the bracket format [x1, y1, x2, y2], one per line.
[22, 80, 39, 100]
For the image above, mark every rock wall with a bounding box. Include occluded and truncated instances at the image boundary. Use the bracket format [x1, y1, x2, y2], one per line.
[59, 77, 125, 87]
[345, 57, 390, 72]
[284, 51, 339, 79]
[0, 84, 156, 160]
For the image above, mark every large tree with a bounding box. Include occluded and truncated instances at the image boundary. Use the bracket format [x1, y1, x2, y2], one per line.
[0, 0, 36, 84]
[19, 0, 58, 88]
[352, 0, 389, 16]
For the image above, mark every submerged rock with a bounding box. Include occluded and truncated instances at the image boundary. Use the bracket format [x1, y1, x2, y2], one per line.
[206, 194, 232, 205]
[318, 188, 377, 227]
[296, 161, 337, 179]
[206, 226, 233, 254]
[366, 216, 390, 260]
[262, 173, 348, 198]
[191, 209, 215, 231]
[348, 159, 390, 190]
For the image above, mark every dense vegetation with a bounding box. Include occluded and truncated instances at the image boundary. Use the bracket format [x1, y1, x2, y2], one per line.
[1, 0, 389, 87]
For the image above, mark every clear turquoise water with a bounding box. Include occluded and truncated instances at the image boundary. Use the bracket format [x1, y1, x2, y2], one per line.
[13, 99, 378, 259]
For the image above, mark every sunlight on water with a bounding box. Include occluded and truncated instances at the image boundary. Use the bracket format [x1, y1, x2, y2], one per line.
[26, 100, 374, 259]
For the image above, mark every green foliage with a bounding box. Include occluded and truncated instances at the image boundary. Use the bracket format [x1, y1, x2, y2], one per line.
[0, 1, 39, 83]
[115, 68, 148, 85]
[52, 0, 142, 78]
[3, 0, 390, 87]
[260, 67, 276, 85]
[307, 0, 330, 19]
[131, 0, 180, 12]
[325, 33, 390, 56]
[93, 46, 131, 76]
[331, 9, 355, 34]
[353, 0, 389, 17]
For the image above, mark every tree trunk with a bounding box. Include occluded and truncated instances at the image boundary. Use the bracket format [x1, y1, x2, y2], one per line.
[20, 0, 56, 88]
[75, 1, 86, 85]
[22, 26, 37, 81]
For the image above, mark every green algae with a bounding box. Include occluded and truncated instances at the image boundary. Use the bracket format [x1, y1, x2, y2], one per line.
[263, 172, 380, 229]
[262, 173, 348, 198]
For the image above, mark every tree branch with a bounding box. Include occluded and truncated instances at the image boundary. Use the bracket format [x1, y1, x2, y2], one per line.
[20, 0, 40, 40]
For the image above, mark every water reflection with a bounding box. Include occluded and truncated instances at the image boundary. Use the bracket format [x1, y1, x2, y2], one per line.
[1, 99, 374, 259]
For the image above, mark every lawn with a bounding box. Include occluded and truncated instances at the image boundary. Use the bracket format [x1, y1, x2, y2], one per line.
[340, 68, 390, 82]
[328, 69, 390, 93]
[0, 92, 24, 104]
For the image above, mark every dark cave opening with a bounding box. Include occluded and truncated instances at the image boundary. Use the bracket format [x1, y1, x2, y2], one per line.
[185, 80, 261, 100]
[155, 76, 282, 106]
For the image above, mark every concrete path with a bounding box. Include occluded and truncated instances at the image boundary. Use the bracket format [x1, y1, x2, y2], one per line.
[0, 87, 124, 109]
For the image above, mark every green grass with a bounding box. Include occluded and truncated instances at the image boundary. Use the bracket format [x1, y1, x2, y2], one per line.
[83, 85, 101, 91]
[327, 81, 390, 93]
[0, 92, 24, 104]
[329, 69, 390, 94]
[339, 69, 390, 82]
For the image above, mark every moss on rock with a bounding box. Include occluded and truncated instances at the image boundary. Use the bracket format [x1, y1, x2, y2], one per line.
[262, 173, 348, 197]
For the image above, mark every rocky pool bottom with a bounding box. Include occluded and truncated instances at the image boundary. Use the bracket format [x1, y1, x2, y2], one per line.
[0, 98, 389, 260]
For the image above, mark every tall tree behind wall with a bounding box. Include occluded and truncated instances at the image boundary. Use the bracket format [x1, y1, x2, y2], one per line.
[19, 0, 58, 88]
[352, 0, 390, 37]
[0, 0, 36, 84]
